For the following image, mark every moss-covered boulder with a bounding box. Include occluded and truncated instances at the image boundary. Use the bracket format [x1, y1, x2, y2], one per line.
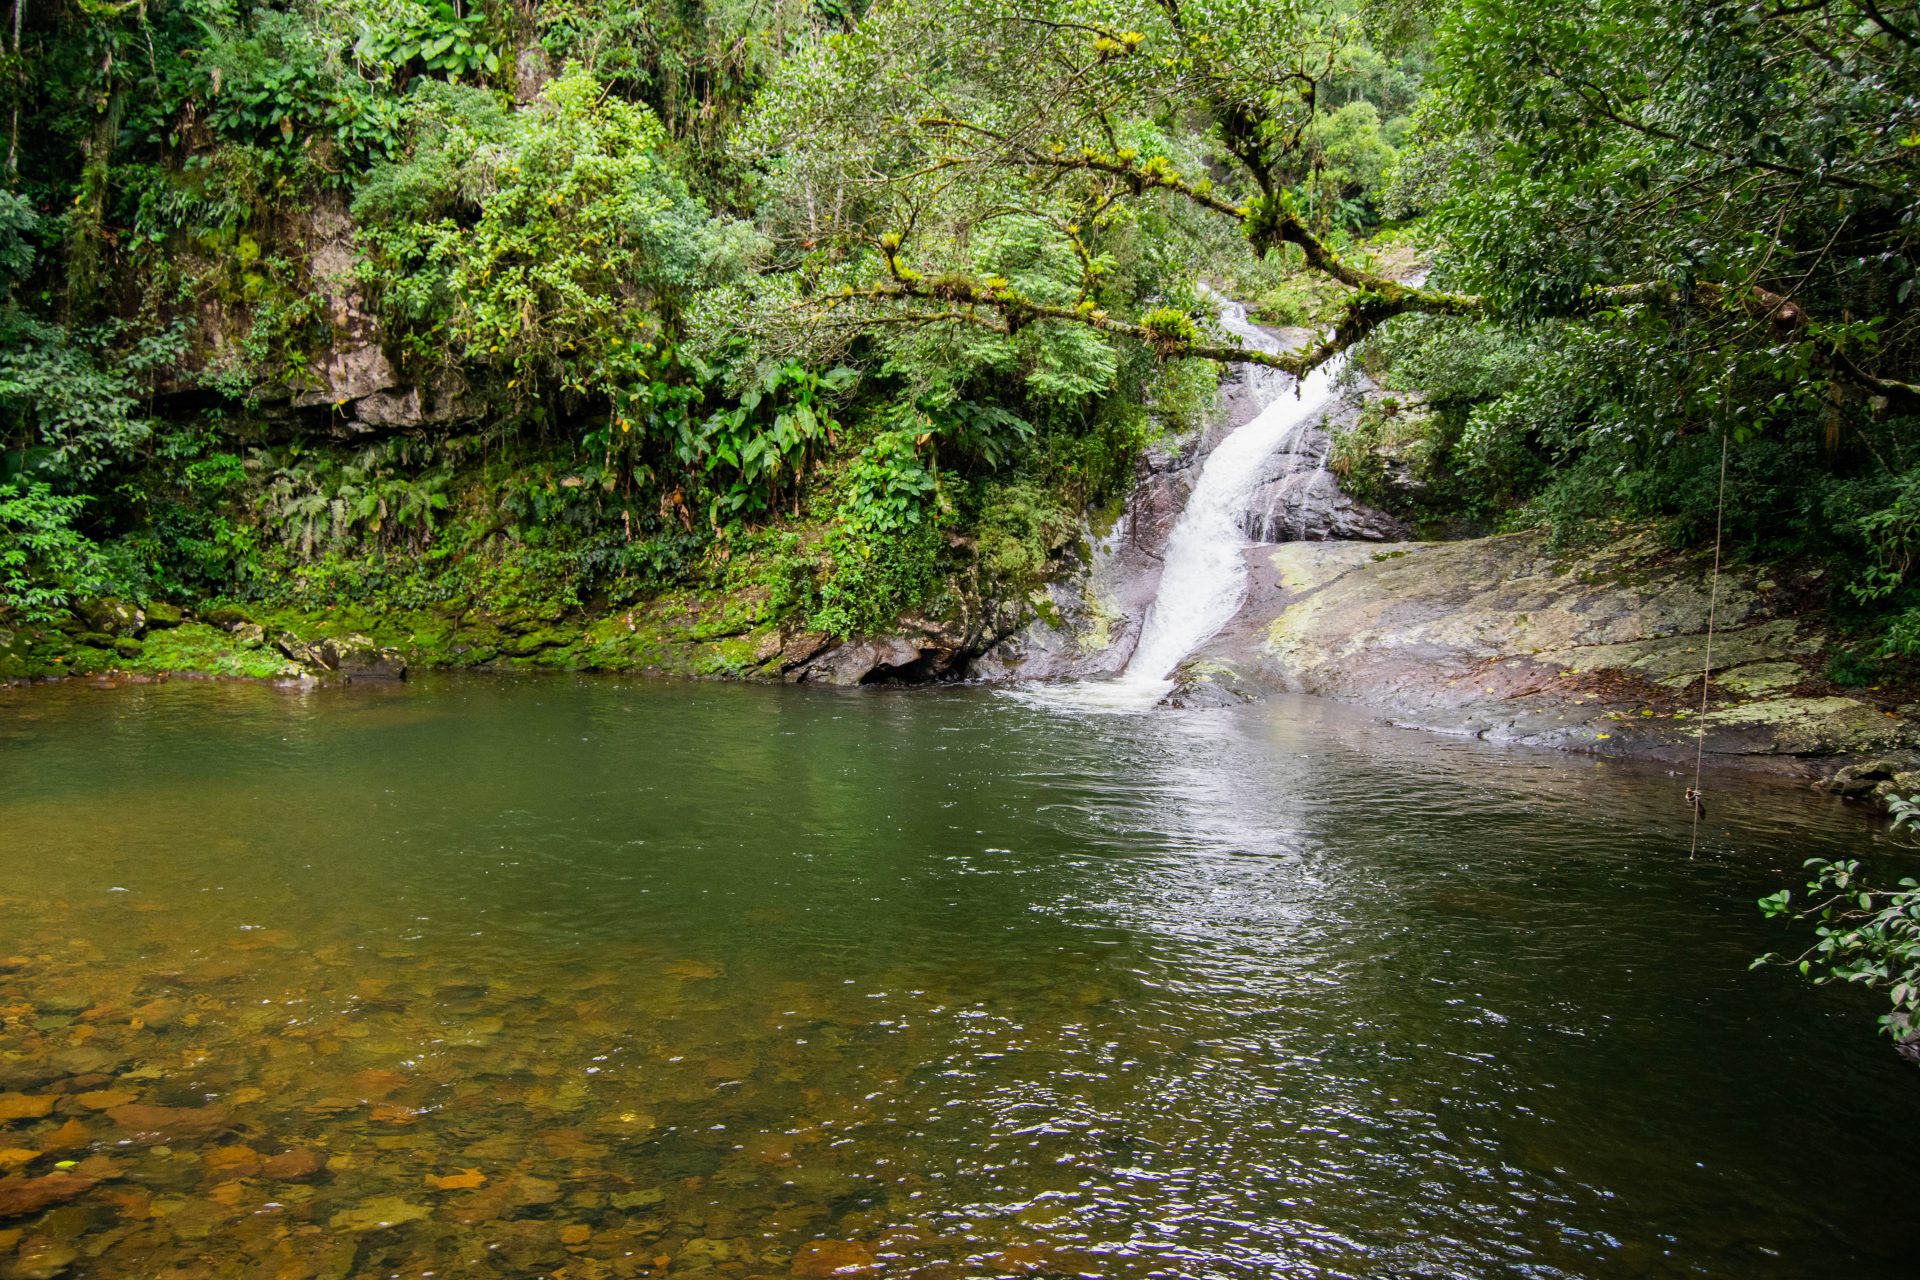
[78, 597, 145, 637]
[316, 634, 406, 681]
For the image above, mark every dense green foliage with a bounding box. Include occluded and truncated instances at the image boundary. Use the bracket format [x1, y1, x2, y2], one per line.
[1355, 0, 1920, 657]
[0, 0, 1915, 663]
[1759, 794, 1920, 1044]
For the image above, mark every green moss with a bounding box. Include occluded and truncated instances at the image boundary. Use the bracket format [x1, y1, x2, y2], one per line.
[695, 633, 772, 676]
[131, 622, 301, 679]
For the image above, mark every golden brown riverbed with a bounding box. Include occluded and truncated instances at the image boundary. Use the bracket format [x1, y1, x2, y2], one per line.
[1, 676, 1915, 1278]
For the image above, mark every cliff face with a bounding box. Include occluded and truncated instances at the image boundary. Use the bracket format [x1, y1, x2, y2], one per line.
[169, 196, 480, 438]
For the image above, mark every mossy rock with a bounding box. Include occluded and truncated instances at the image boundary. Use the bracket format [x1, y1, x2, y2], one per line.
[144, 601, 185, 629]
[444, 642, 500, 666]
[133, 622, 300, 680]
[112, 636, 144, 659]
[498, 627, 575, 657]
[64, 646, 114, 675]
[0, 626, 31, 680]
[696, 634, 773, 677]
[202, 605, 253, 628]
[79, 596, 145, 637]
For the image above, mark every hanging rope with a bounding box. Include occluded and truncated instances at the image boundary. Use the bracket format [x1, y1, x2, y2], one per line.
[1689, 430, 1730, 858]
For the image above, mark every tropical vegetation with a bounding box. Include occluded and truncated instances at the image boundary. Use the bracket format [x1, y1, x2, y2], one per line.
[0, 0, 1912, 652]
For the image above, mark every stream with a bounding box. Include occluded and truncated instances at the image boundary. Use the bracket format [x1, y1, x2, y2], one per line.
[1, 676, 1917, 1278]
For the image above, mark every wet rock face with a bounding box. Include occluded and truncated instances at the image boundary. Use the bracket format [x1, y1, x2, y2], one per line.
[784, 606, 1023, 687]
[976, 359, 1267, 684]
[1175, 530, 1917, 763]
[1238, 392, 1406, 544]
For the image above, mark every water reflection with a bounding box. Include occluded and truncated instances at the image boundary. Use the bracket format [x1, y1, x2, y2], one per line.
[0, 676, 1914, 1278]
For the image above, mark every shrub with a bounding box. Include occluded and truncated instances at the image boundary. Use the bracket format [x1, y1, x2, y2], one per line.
[1757, 795, 1920, 1045]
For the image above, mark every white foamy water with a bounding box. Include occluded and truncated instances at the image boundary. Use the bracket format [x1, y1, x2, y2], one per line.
[1013, 303, 1343, 712]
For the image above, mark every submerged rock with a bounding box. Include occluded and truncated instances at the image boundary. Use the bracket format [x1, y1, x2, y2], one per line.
[789, 1239, 877, 1277]
[0, 1094, 54, 1123]
[0, 1172, 99, 1221]
[328, 1195, 429, 1232]
[10, 1235, 78, 1279]
[104, 1102, 232, 1142]
[259, 1148, 329, 1183]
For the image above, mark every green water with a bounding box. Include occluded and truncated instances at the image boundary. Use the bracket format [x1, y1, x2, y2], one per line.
[0, 675, 1915, 1279]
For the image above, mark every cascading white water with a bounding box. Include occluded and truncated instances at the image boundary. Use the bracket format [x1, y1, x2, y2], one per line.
[1008, 299, 1343, 712]
[1117, 316, 1343, 689]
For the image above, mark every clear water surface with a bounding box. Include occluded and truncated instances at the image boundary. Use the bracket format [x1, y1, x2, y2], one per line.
[0, 675, 1915, 1279]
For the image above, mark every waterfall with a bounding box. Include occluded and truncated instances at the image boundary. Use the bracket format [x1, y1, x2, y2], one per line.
[1007, 298, 1343, 711]
[1117, 311, 1343, 689]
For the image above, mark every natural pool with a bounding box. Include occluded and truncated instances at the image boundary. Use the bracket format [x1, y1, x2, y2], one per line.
[0, 675, 1915, 1279]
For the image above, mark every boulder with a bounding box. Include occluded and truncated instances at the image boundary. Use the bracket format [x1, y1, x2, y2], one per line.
[142, 601, 185, 629]
[232, 622, 266, 648]
[78, 598, 144, 638]
[317, 634, 407, 681]
[798, 635, 925, 686]
[273, 632, 322, 667]
[202, 605, 252, 628]
[1873, 769, 1920, 801]
[1818, 758, 1902, 797]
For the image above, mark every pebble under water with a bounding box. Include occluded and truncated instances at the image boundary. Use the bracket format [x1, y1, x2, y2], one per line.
[0, 675, 1916, 1279]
